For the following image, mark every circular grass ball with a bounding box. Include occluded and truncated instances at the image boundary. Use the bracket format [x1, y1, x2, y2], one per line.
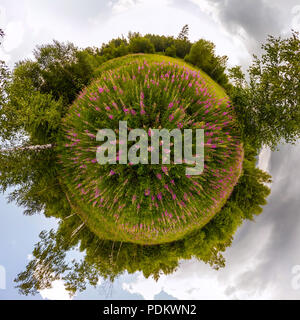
[60, 54, 244, 244]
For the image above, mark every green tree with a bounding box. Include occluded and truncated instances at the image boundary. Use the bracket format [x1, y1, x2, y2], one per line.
[128, 37, 155, 53]
[144, 34, 175, 53]
[128, 31, 142, 40]
[99, 37, 129, 59]
[0, 40, 100, 144]
[177, 24, 189, 41]
[0, 62, 9, 132]
[229, 31, 300, 149]
[0, 29, 9, 137]
[165, 45, 176, 57]
[185, 39, 229, 87]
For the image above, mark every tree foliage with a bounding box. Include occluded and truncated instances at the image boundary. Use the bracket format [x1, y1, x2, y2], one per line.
[177, 24, 189, 41]
[128, 36, 155, 53]
[165, 45, 176, 57]
[1, 41, 100, 144]
[185, 39, 229, 87]
[229, 30, 300, 149]
[144, 34, 175, 52]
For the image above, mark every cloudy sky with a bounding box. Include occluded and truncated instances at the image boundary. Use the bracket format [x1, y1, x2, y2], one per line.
[0, 0, 300, 300]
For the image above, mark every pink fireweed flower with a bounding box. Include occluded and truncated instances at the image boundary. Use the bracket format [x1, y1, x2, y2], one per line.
[162, 166, 168, 174]
[156, 173, 162, 180]
[109, 170, 116, 176]
[98, 87, 104, 93]
[169, 114, 174, 121]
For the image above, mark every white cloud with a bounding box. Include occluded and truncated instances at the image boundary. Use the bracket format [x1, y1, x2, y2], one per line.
[111, 0, 142, 14]
[189, 0, 218, 21]
[97, 278, 102, 286]
[27, 254, 34, 261]
[258, 145, 272, 187]
[122, 224, 275, 300]
[0, 49, 10, 62]
[0, 0, 252, 68]
[291, 5, 300, 30]
[2, 20, 24, 52]
[39, 280, 74, 300]
[0, 5, 7, 27]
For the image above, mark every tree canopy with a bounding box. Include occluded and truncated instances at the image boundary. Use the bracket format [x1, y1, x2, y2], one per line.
[185, 39, 229, 88]
[229, 30, 300, 150]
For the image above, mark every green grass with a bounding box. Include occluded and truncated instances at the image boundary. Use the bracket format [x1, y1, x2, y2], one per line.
[93, 53, 227, 99]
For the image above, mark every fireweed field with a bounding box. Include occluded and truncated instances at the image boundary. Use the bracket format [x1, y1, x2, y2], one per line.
[58, 54, 243, 244]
